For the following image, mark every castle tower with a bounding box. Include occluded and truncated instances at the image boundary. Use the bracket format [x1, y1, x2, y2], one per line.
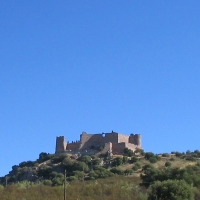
[129, 134, 141, 146]
[135, 134, 141, 146]
[55, 136, 67, 154]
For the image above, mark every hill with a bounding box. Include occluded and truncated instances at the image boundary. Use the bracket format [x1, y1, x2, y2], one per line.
[1, 149, 200, 199]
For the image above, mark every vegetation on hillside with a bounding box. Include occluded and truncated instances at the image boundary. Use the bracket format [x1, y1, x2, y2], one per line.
[1, 148, 200, 199]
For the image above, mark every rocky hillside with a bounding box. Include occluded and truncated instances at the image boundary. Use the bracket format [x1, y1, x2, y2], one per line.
[1, 148, 200, 187]
[2, 149, 200, 199]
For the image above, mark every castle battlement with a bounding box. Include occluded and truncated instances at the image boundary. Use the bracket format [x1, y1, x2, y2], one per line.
[55, 131, 142, 155]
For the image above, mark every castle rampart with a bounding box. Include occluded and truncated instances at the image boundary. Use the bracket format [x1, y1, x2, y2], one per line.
[55, 131, 142, 155]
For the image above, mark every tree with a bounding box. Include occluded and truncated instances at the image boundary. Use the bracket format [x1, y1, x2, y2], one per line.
[112, 157, 123, 166]
[140, 164, 159, 187]
[134, 148, 144, 155]
[149, 157, 157, 163]
[38, 152, 53, 162]
[144, 152, 155, 160]
[124, 148, 134, 157]
[91, 158, 101, 166]
[78, 155, 91, 165]
[73, 162, 89, 172]
[131, 156, 138, 163]
[122, 156, 128, 164]
[162, 153, 170, 157]
[148, 180, 194, 200]
[124, 168, 133, 175]
[110, 167, 123, 175]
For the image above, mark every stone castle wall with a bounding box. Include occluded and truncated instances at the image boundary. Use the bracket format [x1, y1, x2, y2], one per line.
[112, 143, 126, 154]
[117, 133, 129, 143]
[80, 132, 105, 150]
[104, 132, 118, 143]
[66, 142, 81, 151]
[55, 131, 142, 154]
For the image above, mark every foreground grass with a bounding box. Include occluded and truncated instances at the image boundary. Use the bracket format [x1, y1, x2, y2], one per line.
[0, 176, 147, 200]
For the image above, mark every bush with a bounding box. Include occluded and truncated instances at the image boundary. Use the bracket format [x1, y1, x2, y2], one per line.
[186, 150, 191, 154]
[93, 166, 114, 178]
[112, 157, 123, 166]
[124, 169, 133, 175]
[135, 162, 142, 169]
[185, 156, 196, 161]
[124, 148, 134, 157]
[144, 152, 155, 160]
[43, 180, 52, 186]
[88, 171, 98, 180]
[67, 176, 78, 181]
[122, 156, 128, 164]
[52, 176, 64, 186]
[72, 171, 84, 180]
[73, 162, 89, 172]
[148, 180, 194, 200]
[110, 167, 123, 175]
[132, 165, 139, 171]
[149, 157, 157, 163]
[162, 153, 170, 157]
[131, 156, 138, 163]
[91, 158, 101, 166]
[165, 161, 171, 167]
[38, 152, 53, 162]
[51, 154, 67, 164]
[37, 166, 52, 179]
[175, 152, 182, 157]
[134, 148, 144, 155]
[155, 154, 161, 161]
[62, 157, 73, 168]
[140, 164, 158, 187]
[78, 155, 92, 164]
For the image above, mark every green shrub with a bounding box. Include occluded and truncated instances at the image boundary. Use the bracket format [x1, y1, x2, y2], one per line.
[78, 155, 92, 164]
[67, 176, 78, 181]
[185, 156, 196, 161]
[131, 156, 138, 163]
[134, 148, 144, 155]
[132, 165, 139, 171]
[135, 162, 142, 169]
[148, 180, 194, 200]
[165, 161, 171, 167]
[73, 162, 89, 172]
[162, 153, 170, 157]
[91, 158, 101, 166]
[88, 171, 98, 180]
[149, 157, 157, 163]
[110, 167, 123, 175]
[122, 156, 128, 164]
[112, 157, 123, 166]
[175, 152, 182, 157]
[124, 148, 134, 157]
[51, 154, 67, 164]
[124, 169, 133, 175]
[43, 180, 52, 186]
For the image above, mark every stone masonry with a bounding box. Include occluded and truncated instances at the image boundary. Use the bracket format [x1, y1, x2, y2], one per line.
[55, 131, 142, 155]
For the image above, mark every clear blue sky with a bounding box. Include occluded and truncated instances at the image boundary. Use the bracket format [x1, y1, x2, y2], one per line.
[1, 1, 200, 176]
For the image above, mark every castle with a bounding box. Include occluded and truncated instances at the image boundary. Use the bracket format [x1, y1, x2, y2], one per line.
[55, 131, 142, 155]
